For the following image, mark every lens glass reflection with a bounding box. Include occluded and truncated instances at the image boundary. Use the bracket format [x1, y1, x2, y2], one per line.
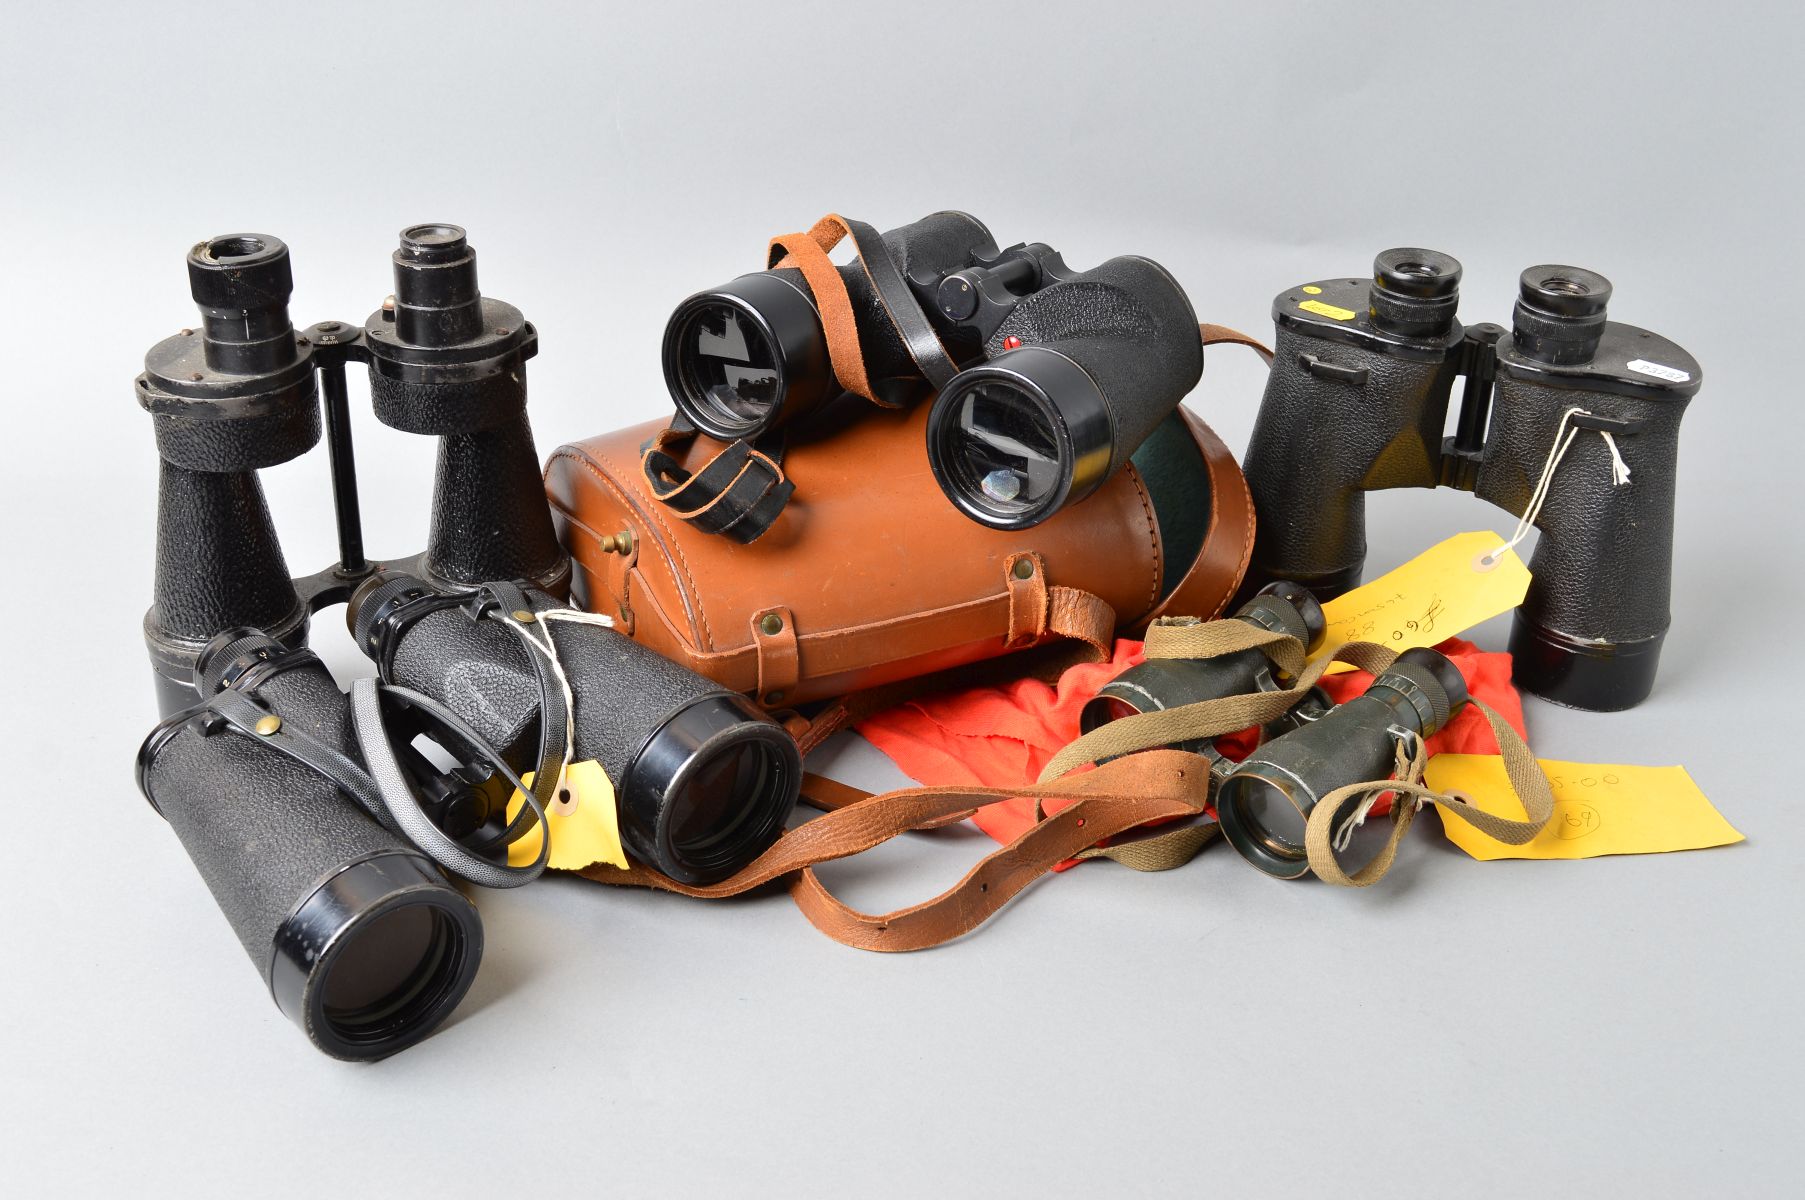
[945, 382, 1063, 518]
[1232, 778, 1309, 857]
[669, 742, 779, 866]
[321, 905, 450, 1034]
[679, 303, 781, 430]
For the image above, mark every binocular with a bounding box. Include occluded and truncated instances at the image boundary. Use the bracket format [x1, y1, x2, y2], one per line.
[1242, 250, 1701, 710]
[1216, 646, 1470, 879]
[134, 226, 804, 1058]
[138, 225, 568, 716]
[1079, 582, 1332, 771]
[661, 211, 1204, 530]
[137, 631, 490, 1059]
[349, 574, 801, 885]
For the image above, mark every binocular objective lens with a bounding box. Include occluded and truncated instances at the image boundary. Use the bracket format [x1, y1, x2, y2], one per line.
[318, 904, 462, 1044]
[677, 302, 782, 432]
[1224, 777, 1309, 861]
[668, 740, 786, 868]
[946, 382, 1063, 518]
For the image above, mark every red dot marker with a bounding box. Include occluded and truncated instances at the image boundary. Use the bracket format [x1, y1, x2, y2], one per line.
[1002, 335, 1022, 350]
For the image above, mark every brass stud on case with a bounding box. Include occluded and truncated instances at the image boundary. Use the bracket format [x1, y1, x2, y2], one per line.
[1012, 558, 1036, 580]
[254, 715, 282, 736]
[759, 613, 784, 637]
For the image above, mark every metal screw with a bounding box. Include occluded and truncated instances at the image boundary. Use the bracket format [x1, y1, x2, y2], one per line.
[190, 372, 204, 381]
[759, 613, 784, 636]
[1012, 558, 1035, 580]
[179, 328, 194, 336]
[318, 321, 342, 333]
[495, 327, 510, 336]
[254, 715, 282, 736]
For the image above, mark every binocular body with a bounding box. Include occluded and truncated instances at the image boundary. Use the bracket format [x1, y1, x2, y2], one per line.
[139, 228, 568, 716]
[1217, 646, 1470, 878]
[351, 575, 802, 885]
[1242, 252, 1700, 710]
[661, 210, 1203, 530]
[137, 634, 483, 1060]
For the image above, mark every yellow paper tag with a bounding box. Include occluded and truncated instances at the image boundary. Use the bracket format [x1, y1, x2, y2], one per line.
[505, 760, 630, 871]
[1424, 755, 1744, 860]
[1317, 531, 1530, 670]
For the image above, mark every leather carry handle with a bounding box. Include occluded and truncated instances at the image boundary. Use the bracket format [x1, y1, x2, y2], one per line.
[576, 750, 1213, 951]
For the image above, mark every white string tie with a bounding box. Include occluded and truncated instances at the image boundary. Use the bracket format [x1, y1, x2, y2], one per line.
[1481, 408, 1632, 567]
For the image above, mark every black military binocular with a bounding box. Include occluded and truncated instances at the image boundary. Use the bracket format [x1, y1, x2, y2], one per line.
[1242, 250, 1701, 710]
[138, 225, 568, 715]
[134, 226, 802, 1059]
[660, 211, 1205, 530]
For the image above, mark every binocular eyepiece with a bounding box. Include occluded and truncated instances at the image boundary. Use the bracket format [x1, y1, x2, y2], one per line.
[138, 628, 484, 1061]
[1216, 647, 1469, 879]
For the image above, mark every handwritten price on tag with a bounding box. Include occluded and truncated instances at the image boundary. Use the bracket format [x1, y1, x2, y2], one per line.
[1318, 533, 1531, 669]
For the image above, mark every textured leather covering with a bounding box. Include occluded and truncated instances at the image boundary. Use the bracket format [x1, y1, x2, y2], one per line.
[151, 460, 305, 642]
[382, 586, 746, 864]
[546, 401, 1252, 705]
[1243, 326, 1459, 582]
[143, 662, 409, 973]
[985, 256, 1203, 482]
[1476, 374, 1685, 641]
[423, 411, 566, 586]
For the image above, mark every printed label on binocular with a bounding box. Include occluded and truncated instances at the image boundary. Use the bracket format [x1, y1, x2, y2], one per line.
[506, 761, 630, 871]
[1626, 358, 1691, 383]
[1423, 756, 1743, 860]
[1297, 298, 1357, 321]
[1316, 531, 1531, 670]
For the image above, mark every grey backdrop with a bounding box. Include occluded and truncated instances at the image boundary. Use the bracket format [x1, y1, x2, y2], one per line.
[2, 2, 1797, 1195]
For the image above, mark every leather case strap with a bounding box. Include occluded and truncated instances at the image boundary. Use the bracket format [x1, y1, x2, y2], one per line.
[577, 749, 1212, 951]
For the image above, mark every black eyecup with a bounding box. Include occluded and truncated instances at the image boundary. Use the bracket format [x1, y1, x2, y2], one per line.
[661, 274, 832, 442]
[1242, 580, 1328, 652]
[268, 851, 483, 1062]
[1370, 248, 1462, 338]
[623, 693, 802, 886]
[1512, 264, 1612, 365]
[925, 346, 1109, 531]
[1377, 647, 1469, 735]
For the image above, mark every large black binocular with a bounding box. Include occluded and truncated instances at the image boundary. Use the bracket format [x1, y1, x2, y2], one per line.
[1242, 251, 1701, 710]
[138, 225, 569, 716]
[661, 211, 1204, 530]
[348, 573, 801, 885]
[133, 226, 803, 1059]
[137, 631, 489, 1059]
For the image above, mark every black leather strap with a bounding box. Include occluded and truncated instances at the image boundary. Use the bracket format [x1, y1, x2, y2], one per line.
[836, 216, 960, 394]
[640, 426, 793, 544]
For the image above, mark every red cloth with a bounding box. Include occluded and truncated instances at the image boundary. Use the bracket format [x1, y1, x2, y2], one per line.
[855, 637, 1525, 860]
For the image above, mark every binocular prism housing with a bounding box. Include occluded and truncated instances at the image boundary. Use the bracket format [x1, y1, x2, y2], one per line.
[1242, 250, 1701, 710]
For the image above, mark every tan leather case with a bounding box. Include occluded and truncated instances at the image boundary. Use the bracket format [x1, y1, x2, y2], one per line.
[544, 402, 1253, 708]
